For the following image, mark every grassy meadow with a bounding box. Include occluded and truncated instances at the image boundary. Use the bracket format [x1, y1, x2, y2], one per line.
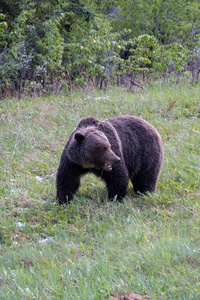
[0, 83, 200, 299]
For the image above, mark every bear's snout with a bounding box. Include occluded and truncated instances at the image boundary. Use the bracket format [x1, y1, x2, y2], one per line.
[110, 154, 120, 165]
[114, 157, 120, 164]
[104, 155, 120, 171]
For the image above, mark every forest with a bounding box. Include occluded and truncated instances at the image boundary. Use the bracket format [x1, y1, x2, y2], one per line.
[0, 0, 200, 98]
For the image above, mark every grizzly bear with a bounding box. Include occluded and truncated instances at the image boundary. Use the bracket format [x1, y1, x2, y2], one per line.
[56, 116, 163, 204]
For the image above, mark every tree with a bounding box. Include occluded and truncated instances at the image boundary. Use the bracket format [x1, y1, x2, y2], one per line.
[0, 0, 200, 98]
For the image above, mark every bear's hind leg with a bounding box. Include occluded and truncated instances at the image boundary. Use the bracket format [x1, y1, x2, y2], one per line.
[131, 170, 159, 194]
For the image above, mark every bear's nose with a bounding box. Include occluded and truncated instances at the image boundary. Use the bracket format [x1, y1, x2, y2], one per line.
[115, 157, 120, 164]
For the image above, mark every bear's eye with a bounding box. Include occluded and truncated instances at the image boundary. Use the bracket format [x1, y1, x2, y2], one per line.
[102, 147, 107, 151]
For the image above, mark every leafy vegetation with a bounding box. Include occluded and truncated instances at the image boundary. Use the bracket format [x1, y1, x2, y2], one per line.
[0, 84, 200, 299]
[0, 0, 200, 97]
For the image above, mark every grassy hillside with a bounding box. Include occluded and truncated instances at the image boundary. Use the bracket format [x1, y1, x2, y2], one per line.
[0, 84, 200, 299]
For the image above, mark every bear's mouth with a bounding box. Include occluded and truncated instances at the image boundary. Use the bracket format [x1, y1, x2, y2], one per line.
[104, 162, 113, 171]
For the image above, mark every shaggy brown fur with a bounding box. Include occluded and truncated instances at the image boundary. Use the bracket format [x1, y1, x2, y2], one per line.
[56, 116, 163, 204]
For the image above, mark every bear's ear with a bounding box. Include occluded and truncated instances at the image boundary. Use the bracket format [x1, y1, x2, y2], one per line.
[75, 132, 85, 144]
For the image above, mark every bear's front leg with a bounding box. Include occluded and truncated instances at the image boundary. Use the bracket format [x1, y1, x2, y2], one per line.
[56, 159, 85, 205]
[56, 174, 80, 204]
[103, 166, 129, 202]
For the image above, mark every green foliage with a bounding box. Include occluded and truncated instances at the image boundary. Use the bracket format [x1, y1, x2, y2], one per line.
[64, 18, 129, 87]
[0, 13, 8, 46]
[153, 43, 187, 79]
[0, 1, 65, 96]
[109, 0, 200, 45]
[0, 0, 200, 97]
[37, 17, 64, 71]
[122, 35, 158, 73]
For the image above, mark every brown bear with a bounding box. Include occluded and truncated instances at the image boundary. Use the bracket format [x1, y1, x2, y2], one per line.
[56, 116, 163, 204]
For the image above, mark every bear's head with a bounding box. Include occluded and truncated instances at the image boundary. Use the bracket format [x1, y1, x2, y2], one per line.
[68, 127, 120, 171]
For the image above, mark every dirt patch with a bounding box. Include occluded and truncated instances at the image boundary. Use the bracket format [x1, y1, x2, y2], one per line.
[107, 292, 150, 300]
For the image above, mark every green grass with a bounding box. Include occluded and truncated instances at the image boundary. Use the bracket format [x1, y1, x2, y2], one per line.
[0, 83, 200, 299]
